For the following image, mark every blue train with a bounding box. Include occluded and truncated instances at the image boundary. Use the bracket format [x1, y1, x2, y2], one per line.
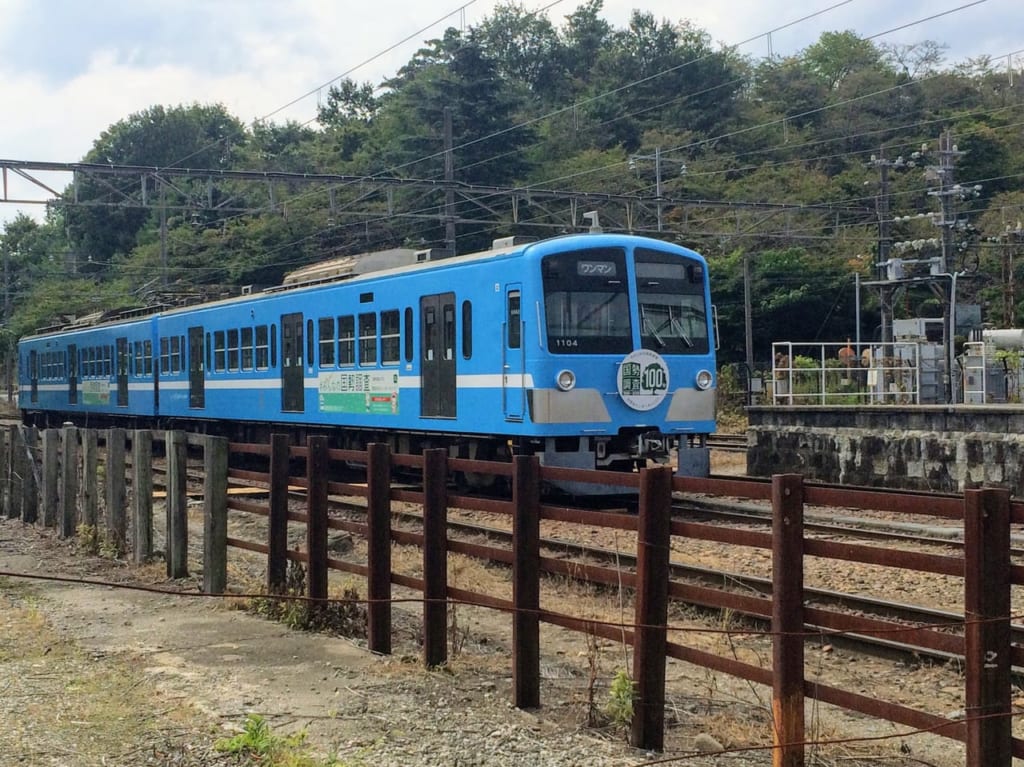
[18, 232, 716, 487]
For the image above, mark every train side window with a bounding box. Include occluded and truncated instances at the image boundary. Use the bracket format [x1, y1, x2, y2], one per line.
[270, 324, 277, 368]
[443, 304, 455, 361]
[160, 338, 170, 374]
[462, 301, 472, 359]
[381, 310, 399, 366]
[338, 315, 355, 367]
[241, 327, 254, 370]
[423, 306, 436, 361]
[404, 307, 413, 363]
[170, 336, 182, 373]
[106, 346, 113, 376]
[507, 291, 521, 349]
[227, 329, 240, 371]
[306, 320, 314, 368]
[358, 313, 377, 366]
[255, 325, 269, 370]
[144, 341, 153, 376]
[318, 317, 335, 367]
[213, 331, 226, 372]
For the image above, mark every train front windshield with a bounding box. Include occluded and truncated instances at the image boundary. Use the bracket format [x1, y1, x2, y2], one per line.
[635, 247, 709, 355]
[542, 247, 632, 354]
[542, 246, 709, 355]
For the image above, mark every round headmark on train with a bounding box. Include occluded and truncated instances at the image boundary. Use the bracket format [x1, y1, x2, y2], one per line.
[617, 349, 670, 411]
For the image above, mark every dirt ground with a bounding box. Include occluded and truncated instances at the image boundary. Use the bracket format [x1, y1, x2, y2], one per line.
[0, 445, 975, 766]
[0, 514, 691, 767]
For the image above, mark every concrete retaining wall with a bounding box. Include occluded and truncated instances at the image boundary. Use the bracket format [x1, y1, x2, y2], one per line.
[746, 406, 1024, 494]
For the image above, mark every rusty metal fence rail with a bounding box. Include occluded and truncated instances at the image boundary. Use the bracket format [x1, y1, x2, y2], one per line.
[0, 425, 1020, 766]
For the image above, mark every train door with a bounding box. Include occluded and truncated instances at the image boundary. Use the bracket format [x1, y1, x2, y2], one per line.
[502, 285, 524, 421]
[29, 349, 38, 403]
[188, 326, 205, 408]
[116, 337, 129, 407]
[68, 344, 78, 405]
[280, 312, 305, 412]
[420, 292, 456, 418]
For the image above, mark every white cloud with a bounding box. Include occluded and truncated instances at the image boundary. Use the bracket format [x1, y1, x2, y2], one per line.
[0, 0, 1019, 228]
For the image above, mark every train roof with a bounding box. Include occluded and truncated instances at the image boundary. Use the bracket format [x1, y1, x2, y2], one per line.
[20, 232, 704, 341]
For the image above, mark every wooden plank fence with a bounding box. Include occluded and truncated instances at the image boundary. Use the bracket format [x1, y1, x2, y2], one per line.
[0, 425, 1020, 766]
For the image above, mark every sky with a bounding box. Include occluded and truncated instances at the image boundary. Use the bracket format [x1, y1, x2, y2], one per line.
[0, 0, 1020, 228]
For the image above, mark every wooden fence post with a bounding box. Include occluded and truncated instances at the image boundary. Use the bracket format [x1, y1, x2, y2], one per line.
[9, 427, 22, 521]
[0, 426, 8, 518]
[105, 428, 127, 554]
[2, 426, 15, 519]
[132, 430, 154, 563]
[60, 426, 79, 538]
[41, 428, 59, 528]
[513, 454, 541, 709]
[964, 487, 1012, 767]
[306, 436, 329, 609]
[422, 448, 448, 668]
[202, 434, 229, 593]
[165, 430, 188, 578]
[21, 425, 38, 524]
[267, 433, 291, 595]
[630, 465, 672, 751]
[81, 429, 98, 529]
[772, 473, 805, 767]
[366, 442, 392, 655]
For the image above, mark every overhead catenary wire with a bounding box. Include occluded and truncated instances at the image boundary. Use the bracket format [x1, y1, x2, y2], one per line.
[27, 1, 1017, 290]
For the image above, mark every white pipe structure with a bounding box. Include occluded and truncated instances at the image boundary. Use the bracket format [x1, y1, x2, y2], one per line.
[934, 269, 966, 404]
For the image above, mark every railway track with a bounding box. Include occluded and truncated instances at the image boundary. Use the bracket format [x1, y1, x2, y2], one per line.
[202, 469, 1003, 668]
[706, 433, 747, 452]
[143, 453, 1021, 668]
[680, 496, 1024, 556]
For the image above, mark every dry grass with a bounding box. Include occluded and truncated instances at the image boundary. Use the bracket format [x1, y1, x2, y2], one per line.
[0, 578, 215, 766]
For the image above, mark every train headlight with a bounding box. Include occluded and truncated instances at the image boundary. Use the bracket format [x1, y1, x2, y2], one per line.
[556, 369, 576, 391]
[695, 369, 713, 390]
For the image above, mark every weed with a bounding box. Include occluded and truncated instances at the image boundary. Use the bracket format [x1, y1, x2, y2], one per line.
[605, 668, 635, 728]
[98, 531, 122, 559]
[214, 713, 310, 763]
[584, 628, 602, 727]
[77, 523, 99, 555]
[447, 559, 469, 657]
[248, 561, 366, 638]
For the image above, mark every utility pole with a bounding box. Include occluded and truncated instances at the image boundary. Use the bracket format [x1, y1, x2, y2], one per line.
[159, 178, 168, 288]
[3, 243, 10, 400]
[654, 146, 663, 233]
[744, 251, 754, 376]
[931, 130, 963, 275]
[443, 106, 456, 256]
[869, 147, 898, 346]
[628, 147, 684, 233]
[927, 129, 965, 404]
[1001, 221, 1023, 326]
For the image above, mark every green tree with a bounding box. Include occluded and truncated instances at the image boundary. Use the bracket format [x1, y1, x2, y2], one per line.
[802, 30, 887, 91]
[66, 104, 247, 273]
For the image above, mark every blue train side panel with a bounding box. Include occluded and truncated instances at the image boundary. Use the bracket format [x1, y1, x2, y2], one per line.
[18, 233, 716, 478]
[18, 317, 157, 421]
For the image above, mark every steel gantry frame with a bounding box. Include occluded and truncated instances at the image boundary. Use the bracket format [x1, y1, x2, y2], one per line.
[0, 158, 871, 242]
